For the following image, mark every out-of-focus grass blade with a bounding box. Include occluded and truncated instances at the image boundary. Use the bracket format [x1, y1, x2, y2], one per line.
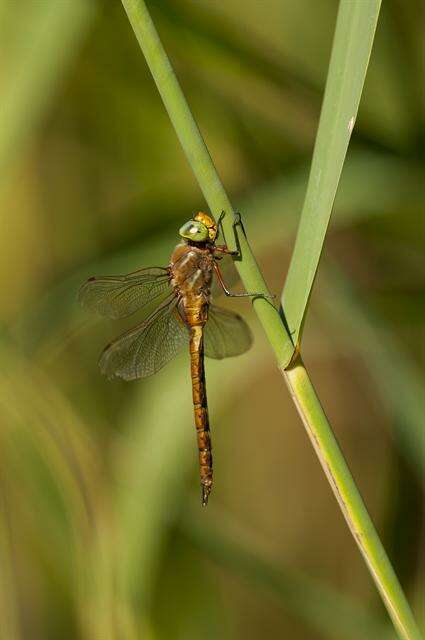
[0, 340, 118, 640]
[0, 0, 94, 185]
[0, 486, 21, 640]
[180, 507, 397, 640]
[113, 0, 413, 157]
[282, 0, 382, 356]
[114, 357, 193, 611]
[155, 1, 318, 149]
[242, 153, 423, 251]
[319, 265, 425, 477]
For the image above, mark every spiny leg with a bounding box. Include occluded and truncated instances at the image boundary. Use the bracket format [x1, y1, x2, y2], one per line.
[217, 210, 246, 259]
[215, 211, 275, 299]
[213, 261, 275, 300]
[232, 210, 246, 236]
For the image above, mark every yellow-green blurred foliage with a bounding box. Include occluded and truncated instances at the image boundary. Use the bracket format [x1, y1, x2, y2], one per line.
[0, 1, 423, 639]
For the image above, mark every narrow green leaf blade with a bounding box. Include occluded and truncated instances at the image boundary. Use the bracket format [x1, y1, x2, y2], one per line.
[282, 0, 382, 355]
[0, 0, 94, 185]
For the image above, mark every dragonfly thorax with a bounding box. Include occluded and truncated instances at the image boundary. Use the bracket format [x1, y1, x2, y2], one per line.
[170, 243, 214, 323]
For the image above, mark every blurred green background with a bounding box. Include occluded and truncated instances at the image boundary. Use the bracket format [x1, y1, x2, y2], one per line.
[0, 1, 423, 639]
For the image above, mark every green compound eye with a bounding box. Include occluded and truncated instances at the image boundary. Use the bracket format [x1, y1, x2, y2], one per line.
[179, 220, 209, 243]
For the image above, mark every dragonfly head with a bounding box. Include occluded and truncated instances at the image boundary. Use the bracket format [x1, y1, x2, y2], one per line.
[179, 211, 218, 244]
[179, 219, 210, 243]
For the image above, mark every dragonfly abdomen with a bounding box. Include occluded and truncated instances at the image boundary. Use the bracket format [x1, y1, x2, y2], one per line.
[189, 324, 212, 506]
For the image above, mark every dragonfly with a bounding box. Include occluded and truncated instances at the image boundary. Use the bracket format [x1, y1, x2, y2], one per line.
[79, 211, 267, 505]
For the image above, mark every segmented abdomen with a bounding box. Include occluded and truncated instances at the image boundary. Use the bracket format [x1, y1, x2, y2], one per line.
[189, 324, 212, 505]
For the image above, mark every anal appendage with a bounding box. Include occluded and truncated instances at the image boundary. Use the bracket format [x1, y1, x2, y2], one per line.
[201, 483, 211, 507]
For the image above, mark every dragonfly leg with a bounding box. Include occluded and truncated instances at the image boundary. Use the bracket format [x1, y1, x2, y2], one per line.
[217, 210, 226, 226]
[214, 244, 238, 257]
[216, 209, 245, 259]
[233, 210, 246, 236]
[218, 209, 245, 235]
[214, 262, 275, 300]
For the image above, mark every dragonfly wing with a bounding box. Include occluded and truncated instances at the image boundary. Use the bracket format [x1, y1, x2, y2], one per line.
[99, 296, 188, 380]
[78, 267, 171, 319]
[204, 305, 253, 360]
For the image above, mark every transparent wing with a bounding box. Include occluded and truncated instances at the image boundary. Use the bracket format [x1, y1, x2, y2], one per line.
[78, 267, 171, 319]
[99, 297, 188, 380]
[204, 305, 253, 360]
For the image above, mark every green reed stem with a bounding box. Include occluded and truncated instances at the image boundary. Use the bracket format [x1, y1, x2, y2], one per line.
[121, 0, 294, 367]
[180, 505, 397, 640]
[120, 2, 422, 638]
[284, 356, 421, 640]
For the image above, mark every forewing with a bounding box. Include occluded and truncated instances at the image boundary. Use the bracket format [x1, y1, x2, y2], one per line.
[78, 267, 171, 319]
[204, 305, 253, 360]
[99, 297, 188, 380]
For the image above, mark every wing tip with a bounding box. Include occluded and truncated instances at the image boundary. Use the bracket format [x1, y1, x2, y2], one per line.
[98, 350, 139, 382]
[77, 278, 94, 305]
